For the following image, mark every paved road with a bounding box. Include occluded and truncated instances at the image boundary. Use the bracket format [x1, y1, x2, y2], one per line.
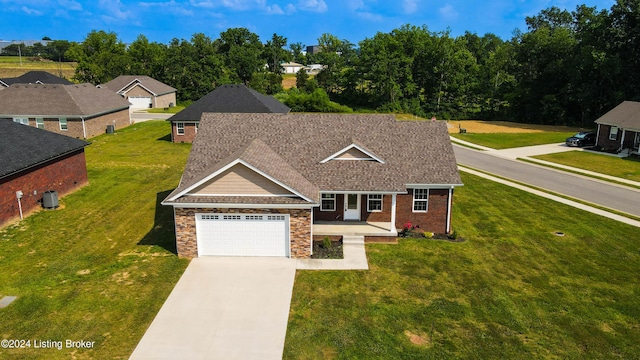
[453, 145, 640, 217]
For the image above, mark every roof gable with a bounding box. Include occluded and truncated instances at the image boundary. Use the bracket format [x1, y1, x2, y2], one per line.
[0, 71, 73, 86]
[321, 142, 385, 163]
[168, 84, 290, 122]
[0, 121, 89, 178]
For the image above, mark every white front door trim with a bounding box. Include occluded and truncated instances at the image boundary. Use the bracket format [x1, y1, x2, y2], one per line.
[344, 194, 361, 220]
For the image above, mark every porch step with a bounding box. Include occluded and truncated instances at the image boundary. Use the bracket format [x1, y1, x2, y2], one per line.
[342, 235, 365, 245]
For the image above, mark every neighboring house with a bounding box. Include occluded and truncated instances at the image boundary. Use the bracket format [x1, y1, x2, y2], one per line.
[100, 75, 177, 110]
[595, 101, 640, 154]
[0, 70, 73, 88]
[167, 84, 290, 143]
[0, 121, 89, 227]
[162, 113, 463, 259]
[303, 64, 325, 74]
[0, 83, 131, 139]
[281, 62, 303, 74]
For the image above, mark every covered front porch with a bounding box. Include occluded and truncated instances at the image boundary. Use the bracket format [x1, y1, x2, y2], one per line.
[313, 221, 398, 237]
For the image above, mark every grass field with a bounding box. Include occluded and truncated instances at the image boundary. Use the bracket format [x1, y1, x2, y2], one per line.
[533, 151, 640, 182]
[0, 56, 76, 80]
[284, 172, 640, 359]
[448, 120, 587, 149]
[0, 121, 190, 359]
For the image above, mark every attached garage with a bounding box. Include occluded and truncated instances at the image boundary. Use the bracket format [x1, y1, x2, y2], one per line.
[128, 96, 152, 109]
[195, 213, 290, 257]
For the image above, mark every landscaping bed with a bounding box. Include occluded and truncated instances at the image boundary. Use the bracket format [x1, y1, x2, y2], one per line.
[311, 236, 343, 259]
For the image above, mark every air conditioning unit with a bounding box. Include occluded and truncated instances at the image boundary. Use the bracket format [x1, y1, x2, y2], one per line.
[106, 125, 115, 134]
[43, 190, 59, 209]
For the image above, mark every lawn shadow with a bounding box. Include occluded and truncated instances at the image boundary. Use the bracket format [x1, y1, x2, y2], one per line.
[138, 190, 177, 255]
[157, 133, 172, 142]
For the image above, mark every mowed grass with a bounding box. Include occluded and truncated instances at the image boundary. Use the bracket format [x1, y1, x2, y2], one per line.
[534, 151, 640, 182]
[0, 56, 76, 80]
[284, 173, 640, 359]
[0, 121, 190, 359]
[451, 132, 578, 149]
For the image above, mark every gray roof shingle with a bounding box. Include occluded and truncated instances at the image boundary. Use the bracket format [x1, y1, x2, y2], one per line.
[0, 71, 73, 86]
[100, 75, 176, 96]
[595, 101, 640, 130]
[0, 83, 130, 117]
[0, 121, 89, 179]
[165, 113, 461, 205]
[168, 84, 290, 122]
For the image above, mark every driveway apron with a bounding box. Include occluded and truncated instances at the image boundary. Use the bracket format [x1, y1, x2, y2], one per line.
[130, 257, 297, 360]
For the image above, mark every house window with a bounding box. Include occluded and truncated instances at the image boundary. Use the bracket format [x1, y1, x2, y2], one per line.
[36, 118, 44, 129]
[609, 126, 618, 141]
[13, 117, 29, 125]
[59, 118, 68, 131]
[413, 189, 429, 212]
[195, 122, 200, 133]
[367, 194, 383, 212]
[321, 194, 336, 211]
[177, 122, 185, 135]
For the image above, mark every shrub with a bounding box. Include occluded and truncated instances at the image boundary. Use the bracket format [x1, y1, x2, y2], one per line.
[423, 231, 433, 239]
[322, 236, 332, 249]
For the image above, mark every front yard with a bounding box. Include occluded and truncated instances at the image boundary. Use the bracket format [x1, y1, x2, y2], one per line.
[284, 173, 640, 359]
[533, 151, 640, 182]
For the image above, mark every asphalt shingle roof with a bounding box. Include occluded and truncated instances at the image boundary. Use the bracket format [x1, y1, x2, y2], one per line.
[165, 113, 461, 204]
[100, 75, 176, 96]
[0, 121, 89, 179]
[595, 101, 640, 131]
[0, 83, 130, 117]
[0, 71, 73, 86]
[168, 84, 290, 122]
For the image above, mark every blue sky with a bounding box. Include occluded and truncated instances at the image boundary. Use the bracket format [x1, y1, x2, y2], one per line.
[1, 0, 616, 46]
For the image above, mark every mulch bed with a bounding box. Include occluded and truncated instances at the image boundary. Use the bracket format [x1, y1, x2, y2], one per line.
[311, 240, 344, 259]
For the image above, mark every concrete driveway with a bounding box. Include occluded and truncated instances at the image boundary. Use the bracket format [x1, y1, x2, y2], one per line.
[130, 257, 297, 360]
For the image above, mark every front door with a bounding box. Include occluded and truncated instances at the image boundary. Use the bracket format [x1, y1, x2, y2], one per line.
[344, 194, 360, 220]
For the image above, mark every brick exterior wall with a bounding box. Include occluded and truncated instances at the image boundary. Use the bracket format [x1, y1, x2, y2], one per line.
[25, 109, 130, 138]
[0, 150, 88, 227]
[360, 194, 392, 222]
[171, 122, 198, 143]
[313, 194, 344, 221]
[154, 93, 177, 109]
[395, 189, 451, 234]
[596, 124, 639, 151]
[173, 207, 312, 259]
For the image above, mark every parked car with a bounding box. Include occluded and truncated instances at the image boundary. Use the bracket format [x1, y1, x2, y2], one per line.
[566, 131, 596, 147]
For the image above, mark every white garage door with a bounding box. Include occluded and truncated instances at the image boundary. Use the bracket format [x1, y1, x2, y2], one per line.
[128, 96, 152, 109]
[195, 213, 289, 257]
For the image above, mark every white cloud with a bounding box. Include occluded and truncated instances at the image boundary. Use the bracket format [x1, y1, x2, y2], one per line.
[266, 4, 284, 14]
[139, 1, 194, 16]
[297, 0, 327, 13]
[58, 0, 82, 11]
[99, 0, 134, 22]
[21, 6, 44, 15]
[285, 3, 296, 13]
[439, 4, 458, 20]
[356, 11, 383, 22]
[403, 0, 417, 14]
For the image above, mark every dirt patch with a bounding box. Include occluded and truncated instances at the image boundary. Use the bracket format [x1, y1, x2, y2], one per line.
[404, 330, 431, 347]
[447, 120, 584, 134]
[77, 269, 91, 275]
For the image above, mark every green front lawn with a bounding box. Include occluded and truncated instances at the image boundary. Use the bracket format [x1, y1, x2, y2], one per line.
[146, 106, 186, 114]
[451, 132, 576, 149]
[533, 151, 640, 182]
[0, 121, 190, 359]
[284, 173, 640, 359]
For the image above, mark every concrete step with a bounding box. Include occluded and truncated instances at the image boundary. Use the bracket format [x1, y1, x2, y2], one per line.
[342, 235, 365, 245]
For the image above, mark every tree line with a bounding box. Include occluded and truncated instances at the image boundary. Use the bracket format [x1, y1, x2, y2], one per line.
[5, 0, 639, 126]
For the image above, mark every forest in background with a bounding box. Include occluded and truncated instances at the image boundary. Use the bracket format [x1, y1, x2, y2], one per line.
[3, 0, 639, 127]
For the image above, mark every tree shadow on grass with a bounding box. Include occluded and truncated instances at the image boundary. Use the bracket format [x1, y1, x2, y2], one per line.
[138, 190, 177, 255]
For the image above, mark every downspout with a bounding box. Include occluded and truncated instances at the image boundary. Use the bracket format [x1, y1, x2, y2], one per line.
[446, 188, 453, 234]
[310, 207, 314, 256]
[81, 117, 87, 139]
[620, 129, 626, 152]
[595, 124, 601, 148]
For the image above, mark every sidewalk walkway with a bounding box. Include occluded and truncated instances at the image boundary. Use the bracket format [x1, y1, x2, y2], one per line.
[450, 136, 640, 188]
[296, 235, 369, 270]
